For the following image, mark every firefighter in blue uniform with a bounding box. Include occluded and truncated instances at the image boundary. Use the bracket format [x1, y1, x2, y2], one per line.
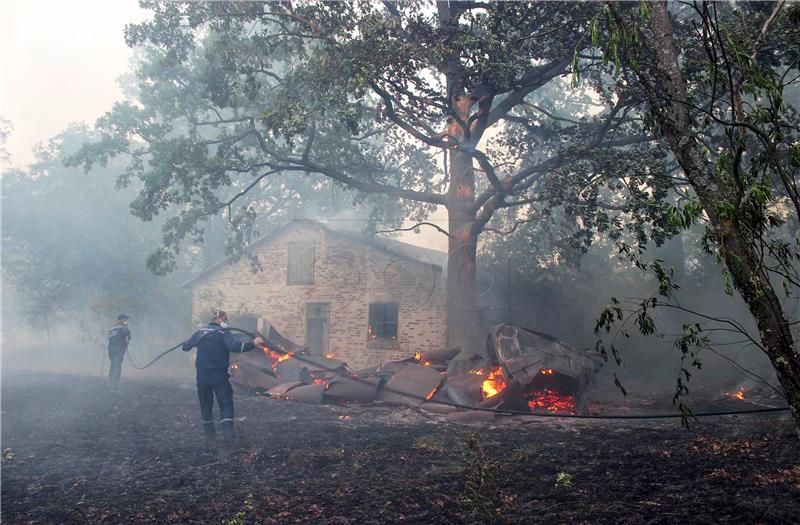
[107, 314, 131, 392]
[182, 310, 262, 443]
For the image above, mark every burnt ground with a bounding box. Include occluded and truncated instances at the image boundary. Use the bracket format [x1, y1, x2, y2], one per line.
[2, 371, 799, 525]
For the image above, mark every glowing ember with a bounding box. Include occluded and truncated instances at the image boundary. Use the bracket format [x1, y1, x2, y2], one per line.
[425, 387, 438, 400]
[467, 369, 484, 375]
[414, 352, 422, 361]
[539, 368, 554, 375]
[277, 352, 294, 363]
[325, 352, 337, 359]
[481, 366, 507, 399]
[527, 389, 574, 413]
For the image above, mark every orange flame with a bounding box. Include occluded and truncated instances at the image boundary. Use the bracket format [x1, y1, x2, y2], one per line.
[728, 389, 745, 400]
[262, 346, 282, 361]
[539, 368, 554, 375]
[277, 352, 294, 363]
[481, 366, 507, 399]
[414, 351, 422, 361]
[325, 352, 336, 359]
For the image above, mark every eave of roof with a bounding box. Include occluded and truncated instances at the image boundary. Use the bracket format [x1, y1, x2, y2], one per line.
[182, 219, 447, 289]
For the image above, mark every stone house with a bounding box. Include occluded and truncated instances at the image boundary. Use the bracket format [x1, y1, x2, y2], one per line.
[183, 220, 448, 369]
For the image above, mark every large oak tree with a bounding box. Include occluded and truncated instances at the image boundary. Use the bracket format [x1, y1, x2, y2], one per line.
[74, 1, 671, 355]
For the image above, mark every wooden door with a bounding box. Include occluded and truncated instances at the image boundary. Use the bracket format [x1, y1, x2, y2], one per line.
[305, 303, 330, 356]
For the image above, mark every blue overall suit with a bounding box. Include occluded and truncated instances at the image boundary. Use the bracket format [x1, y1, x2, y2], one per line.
[107, 324, 131, 391]
[182, 323, 255, 440]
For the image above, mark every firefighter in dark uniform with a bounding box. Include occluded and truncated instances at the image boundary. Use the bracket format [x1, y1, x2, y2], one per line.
[107, 314, 131, 392]
[182, 310, 262, 443]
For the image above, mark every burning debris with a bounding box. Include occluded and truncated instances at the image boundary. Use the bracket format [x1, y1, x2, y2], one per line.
[229, 323, 604, 418]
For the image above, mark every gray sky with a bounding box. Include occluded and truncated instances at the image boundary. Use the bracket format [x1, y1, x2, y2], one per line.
[1, 0, 146, 169]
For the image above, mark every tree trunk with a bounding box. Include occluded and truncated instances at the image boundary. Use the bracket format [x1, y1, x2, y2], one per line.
[438, 0, 484, 356]
[445, 148, 483, 357]
[644, 1, 800, 432]
[673, 140, 800, 432]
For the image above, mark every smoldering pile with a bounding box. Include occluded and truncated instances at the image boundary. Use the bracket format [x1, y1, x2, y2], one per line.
[230, 323, 605, 418]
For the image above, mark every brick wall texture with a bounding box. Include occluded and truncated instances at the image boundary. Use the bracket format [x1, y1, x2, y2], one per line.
[190, 222, 447, 369]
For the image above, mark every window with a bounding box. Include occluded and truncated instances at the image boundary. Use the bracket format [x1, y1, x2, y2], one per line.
[287, 241, 315, 285]
[368, 303, 398, 340]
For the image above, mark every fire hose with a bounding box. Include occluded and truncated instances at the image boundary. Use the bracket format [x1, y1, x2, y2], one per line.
[126, 326, 792, 420]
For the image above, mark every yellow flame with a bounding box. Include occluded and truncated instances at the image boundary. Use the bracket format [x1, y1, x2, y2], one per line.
[277, 352, 294, 363]
[481, 366, 507, 399]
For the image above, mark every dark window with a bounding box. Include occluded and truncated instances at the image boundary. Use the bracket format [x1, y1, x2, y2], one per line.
[287, 241, 315, 285]
[368, 303, 398, 340]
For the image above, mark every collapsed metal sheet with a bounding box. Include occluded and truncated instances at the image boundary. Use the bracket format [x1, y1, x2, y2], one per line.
[325, 376, 380, 403]
[488, 324, 603, 379]
[267, 381, 304, 397]
[378, 363, 443, 407]
[274, 359, 304, 382]
[231, 346, 278, 374]
[417, 347, 461, 364]
[442, 374, 486, 407]
[274, 354, 347, 382]
[283, 383, 326, 404]
[446, 357, 491, 376]
[230, 366, 250, 394]
[487, 324, 604, 413]
[374, 361, 408, 377]
[241, 365, 280, 391]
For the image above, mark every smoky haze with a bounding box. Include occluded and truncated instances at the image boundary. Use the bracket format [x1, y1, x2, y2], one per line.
[0, 119, 779, 403]
[0, 0, 786, 408]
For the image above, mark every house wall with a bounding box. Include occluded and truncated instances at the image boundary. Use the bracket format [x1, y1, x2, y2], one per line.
[190, 223, 447, 369]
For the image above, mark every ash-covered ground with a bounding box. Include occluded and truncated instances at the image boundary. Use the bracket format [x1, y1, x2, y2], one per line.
[2, 371, 798, 524]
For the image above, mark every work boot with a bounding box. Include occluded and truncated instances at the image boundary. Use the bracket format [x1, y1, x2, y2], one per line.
[220, 419, 235, 445]
[202, 421, 216, 443]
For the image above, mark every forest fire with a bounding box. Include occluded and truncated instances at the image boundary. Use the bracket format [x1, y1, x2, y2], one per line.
[481, 366, 507, 399]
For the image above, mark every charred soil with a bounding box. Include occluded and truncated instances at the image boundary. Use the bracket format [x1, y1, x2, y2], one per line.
[2, 371, 798, 524]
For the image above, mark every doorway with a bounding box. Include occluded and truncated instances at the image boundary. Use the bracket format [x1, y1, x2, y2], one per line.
[305, 303, 330, 356]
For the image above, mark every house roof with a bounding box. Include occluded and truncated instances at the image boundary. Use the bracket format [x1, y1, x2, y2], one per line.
[182, 219, 447, 288]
